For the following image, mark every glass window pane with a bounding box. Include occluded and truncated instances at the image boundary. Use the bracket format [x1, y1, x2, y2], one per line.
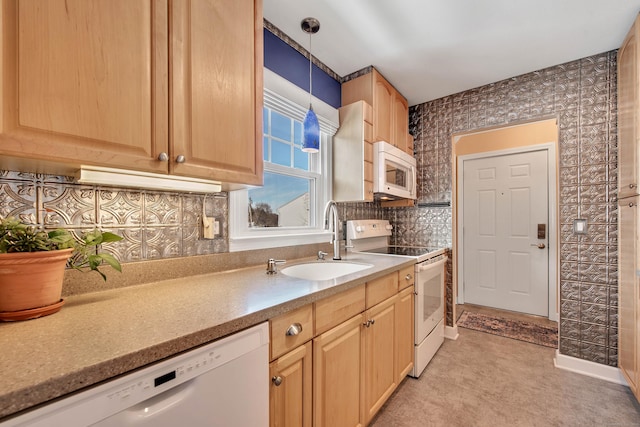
[293, 147, 309, 170]
[248, 172, 311, 228]
[263, 107, 269, 134]
[271, 141, 291, 166]
[294, 121, 302, 146]
[263, 136, 269, 161]
[271, 111, 291, 141]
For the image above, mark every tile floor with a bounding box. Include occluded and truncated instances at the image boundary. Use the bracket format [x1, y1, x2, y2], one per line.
[370, 304, 640, 427]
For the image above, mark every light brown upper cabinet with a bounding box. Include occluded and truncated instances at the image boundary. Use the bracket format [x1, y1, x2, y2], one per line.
[342, 68, 411, 155]
[0, 0, 263, 187]
[171, 0, 263, 186]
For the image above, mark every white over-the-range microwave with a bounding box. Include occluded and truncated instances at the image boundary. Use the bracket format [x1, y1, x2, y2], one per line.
[373, 141, 417, 201]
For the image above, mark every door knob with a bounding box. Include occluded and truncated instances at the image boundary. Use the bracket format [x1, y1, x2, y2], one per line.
[531, 243, 545, 249]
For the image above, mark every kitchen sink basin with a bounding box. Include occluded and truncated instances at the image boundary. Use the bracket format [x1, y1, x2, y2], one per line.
[280, 261, 373, 281]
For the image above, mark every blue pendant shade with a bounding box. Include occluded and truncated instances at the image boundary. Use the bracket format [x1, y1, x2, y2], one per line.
[302, 104, 320, 153]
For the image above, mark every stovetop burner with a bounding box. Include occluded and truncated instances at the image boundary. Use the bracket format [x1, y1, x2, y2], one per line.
[346, 219, 446, 262]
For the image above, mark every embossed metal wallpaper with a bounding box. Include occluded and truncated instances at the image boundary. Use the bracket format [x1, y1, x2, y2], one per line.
[407, 51, 618, 366]
[0, 171, 228, 262]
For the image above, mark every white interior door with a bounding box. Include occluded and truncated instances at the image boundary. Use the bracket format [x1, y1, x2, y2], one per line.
[462, 150, 549, 316]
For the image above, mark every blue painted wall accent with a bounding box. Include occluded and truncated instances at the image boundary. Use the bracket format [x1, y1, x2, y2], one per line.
[264, 29, 341, 109]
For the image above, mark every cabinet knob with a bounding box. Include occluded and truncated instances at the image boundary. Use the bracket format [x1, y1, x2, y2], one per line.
[630, 183, 637, 189]
[405, 273, 412, 281]
[272, 376, 283, 386]
[286, 323, 303, 336]
[158, 152, 169, 162]
[175, 155, 186, 163]
[363, 320, 370, 328]
[370, 318, 375, 325]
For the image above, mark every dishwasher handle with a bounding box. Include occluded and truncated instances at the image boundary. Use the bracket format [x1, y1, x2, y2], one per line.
[119, 379, 196, 422]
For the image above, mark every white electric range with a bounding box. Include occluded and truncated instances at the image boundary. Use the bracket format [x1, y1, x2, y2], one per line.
[346, 219, 447, 378]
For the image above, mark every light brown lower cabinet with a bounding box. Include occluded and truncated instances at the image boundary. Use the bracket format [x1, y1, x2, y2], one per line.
[395, 286, 415, 383]
[363, 295, 397, 424]
[269, 341, 312, 427]
[270, 270, 417, 426]
[314, 313, 365, 427]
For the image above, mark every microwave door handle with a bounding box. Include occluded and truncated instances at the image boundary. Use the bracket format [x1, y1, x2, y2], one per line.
[410, 165, 416, 195]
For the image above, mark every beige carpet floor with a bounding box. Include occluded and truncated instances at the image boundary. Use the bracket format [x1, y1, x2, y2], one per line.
[370, 315, 640, 426]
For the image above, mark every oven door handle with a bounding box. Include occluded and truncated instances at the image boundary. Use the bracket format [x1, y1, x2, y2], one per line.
[417, 256, 447, 272]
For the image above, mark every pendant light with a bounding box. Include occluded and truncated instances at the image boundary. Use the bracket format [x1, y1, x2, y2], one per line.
[301, 17, 320, 153]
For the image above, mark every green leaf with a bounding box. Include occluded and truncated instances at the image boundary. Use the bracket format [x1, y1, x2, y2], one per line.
[88, 254, 102, 270]
[99, 232, 123, 243]
[98, 253, 122, 272]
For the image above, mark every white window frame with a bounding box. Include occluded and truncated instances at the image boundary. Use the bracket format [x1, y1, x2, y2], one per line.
[229, 69, 338, 252]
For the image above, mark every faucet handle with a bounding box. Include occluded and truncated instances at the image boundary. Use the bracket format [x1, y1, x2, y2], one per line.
[266, 258, 286, 274]
[317, 251, 328, 260]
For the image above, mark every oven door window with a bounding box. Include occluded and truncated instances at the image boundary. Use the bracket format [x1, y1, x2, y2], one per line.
[415, 258, 446, 342]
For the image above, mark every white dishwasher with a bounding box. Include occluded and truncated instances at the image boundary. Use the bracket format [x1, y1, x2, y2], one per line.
[3, 322, 269, 427]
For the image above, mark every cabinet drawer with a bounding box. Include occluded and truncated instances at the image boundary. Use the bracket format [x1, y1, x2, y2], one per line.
[315, 284, 366, 335]
[364, 161, 373, 182]
[270, 304, 314, 360]
[398, 265, 415, 290]
[366, 272, 398, 308]
[364, 180, 374, 201]
[364, 141, 373, 162]
[364, 122, 373, 142]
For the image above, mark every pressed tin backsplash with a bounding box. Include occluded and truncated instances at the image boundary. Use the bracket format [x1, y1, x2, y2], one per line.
[407, 50, 619, 366]
[0, 171, 228, 262]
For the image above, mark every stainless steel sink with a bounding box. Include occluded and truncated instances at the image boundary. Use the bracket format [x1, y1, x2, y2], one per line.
[280, 261, 373, 281]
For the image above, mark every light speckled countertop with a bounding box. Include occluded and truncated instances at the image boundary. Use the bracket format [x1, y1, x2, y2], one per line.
[0, 252, 413, 420]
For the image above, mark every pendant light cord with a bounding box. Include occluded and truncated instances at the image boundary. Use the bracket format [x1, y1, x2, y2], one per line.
[308, 32, 313, 107]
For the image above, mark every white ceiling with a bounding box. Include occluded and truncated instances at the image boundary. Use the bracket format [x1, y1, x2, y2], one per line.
[263, 0, 640, 106]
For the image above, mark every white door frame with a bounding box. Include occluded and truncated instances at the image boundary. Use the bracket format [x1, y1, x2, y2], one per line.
[457, 143, 558, 321]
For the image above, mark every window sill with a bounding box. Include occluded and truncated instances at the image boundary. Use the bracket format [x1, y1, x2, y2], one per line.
[229, 230, 332, 252]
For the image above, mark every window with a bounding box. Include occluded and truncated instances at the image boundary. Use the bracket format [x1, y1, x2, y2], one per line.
[229, 70, 338, 251]
[249, 108, 320, 228]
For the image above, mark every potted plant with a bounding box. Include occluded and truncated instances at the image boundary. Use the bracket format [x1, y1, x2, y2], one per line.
[0, 216, 122, 321]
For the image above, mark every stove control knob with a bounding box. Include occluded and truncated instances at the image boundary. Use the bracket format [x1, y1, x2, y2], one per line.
[356, 225, 365, 233]
[385, 224, 393, 230]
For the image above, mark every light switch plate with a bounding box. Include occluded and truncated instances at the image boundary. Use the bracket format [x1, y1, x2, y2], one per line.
[203, 217, 216, 239]
[573, 218, 587, 235]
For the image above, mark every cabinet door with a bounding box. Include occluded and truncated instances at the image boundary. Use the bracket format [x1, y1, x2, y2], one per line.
[392, 92, 409, 153]
[363, 296, 397, 424]
[171, 0, 263, 185]
[0, 0, 168, 173]
[618, 17, 639, 200]
[270, 341, 312, 427]
[395, 286, 414, 383]
[314, 314, 365, 427]
[372, 72, 393, 144]
[618, 14, 640, 401]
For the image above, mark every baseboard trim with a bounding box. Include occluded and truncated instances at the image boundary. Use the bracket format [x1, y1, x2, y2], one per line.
[553, 350, 629, 386]
[444, 324, 459, 340]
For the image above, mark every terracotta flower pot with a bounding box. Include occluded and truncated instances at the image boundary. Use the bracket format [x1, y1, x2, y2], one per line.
[0, 248, 73, 314]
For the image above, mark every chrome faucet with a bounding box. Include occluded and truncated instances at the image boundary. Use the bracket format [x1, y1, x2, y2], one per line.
[323, 200, 342, 260]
